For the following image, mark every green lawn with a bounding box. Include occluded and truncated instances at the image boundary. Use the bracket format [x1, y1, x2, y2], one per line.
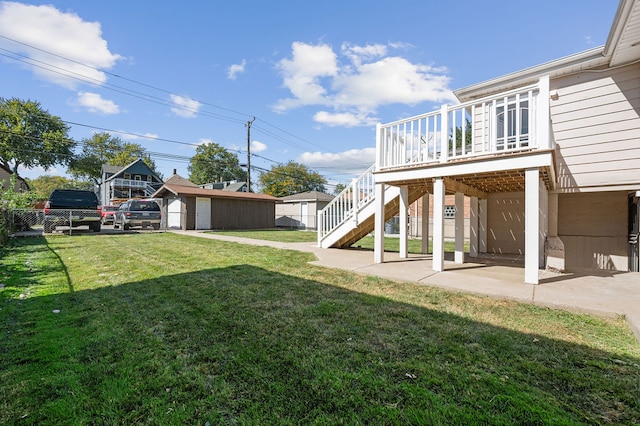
[1, 233, 638, 424]
[212, 229, 463, 252]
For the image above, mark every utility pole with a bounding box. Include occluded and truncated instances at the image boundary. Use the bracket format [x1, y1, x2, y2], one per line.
[245, 117, 255, 192]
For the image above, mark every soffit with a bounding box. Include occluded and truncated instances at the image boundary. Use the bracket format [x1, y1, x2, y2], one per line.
[607, 0, 640, 66]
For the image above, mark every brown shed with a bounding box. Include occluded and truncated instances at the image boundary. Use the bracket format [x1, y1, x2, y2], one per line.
[152, 178, 280, 230]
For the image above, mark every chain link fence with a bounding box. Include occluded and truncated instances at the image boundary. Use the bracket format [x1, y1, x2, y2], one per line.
[8, 208, 104, 236]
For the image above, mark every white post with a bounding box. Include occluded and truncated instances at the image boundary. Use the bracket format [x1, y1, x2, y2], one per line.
[351, 178, 359, 225]
[469, 196, 479, 258]
[421, 193, 430, 254]
[454, 192, 464, 264]
[399, 186, 409, 258]
[479, 198, 488, 253]
[537, 75, 551, 150]
[374, 183, 386, 263]
[375, 123, 383, 169]
[525, 168, 540, 284]
[440, 105, 449, 163]
[317, 211, 322, 247]
[433, 178, 445, 272]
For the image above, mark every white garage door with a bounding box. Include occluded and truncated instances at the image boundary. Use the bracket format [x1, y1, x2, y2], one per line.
[196, 197, 211, 230]
[167, 198, 182, 229]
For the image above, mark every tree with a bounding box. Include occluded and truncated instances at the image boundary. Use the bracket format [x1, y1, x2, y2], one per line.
[68, 132, 160, 183]
[26, 175, 92, 200]
[259, 161, 326, 197]
[0, 98, 75, 177]
[333, 183, 347, 195]
[188, 142, 246, 186]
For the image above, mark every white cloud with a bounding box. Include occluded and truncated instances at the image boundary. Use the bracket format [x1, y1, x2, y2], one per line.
[0, 2, 122, 89]
[227, 59, 246, 80]
[76, 92, 120, 114]
[298, 147, 376, 176]
[274, 42, 338, 111]
[120, 131, 159, 141]
[313, 111, 378, 128]
[251, 140, 267, 153]
[170, 94, 202, 118]
[274, 41, 456, 127]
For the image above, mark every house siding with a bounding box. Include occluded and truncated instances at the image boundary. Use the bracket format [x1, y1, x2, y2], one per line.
[558, 191, 628, 271]
[550, 63, 640, 192]
[486, 192, 525, 255]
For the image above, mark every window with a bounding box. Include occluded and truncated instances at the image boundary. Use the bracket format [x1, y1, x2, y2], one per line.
[134, 175, 141, 181]
[496, 99, 529, 150]
[444, 205, 455, 218]
[124, 173, 131, 180]
[147, 175, 152, 182]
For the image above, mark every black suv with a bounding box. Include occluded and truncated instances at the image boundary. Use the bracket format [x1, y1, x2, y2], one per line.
[43, 189, 102, 233]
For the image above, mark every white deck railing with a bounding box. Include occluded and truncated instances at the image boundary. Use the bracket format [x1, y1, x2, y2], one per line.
[377, 81, 550, 170]
[318, 164, 376, 240]
[111, 179, 160, 196]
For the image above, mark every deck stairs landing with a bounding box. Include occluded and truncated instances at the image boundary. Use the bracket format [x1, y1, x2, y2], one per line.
[318, 164, 428, 249]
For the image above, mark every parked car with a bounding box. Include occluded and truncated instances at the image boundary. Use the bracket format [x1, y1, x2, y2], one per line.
[43, 189, 102, 233]
[113, 199, 161, 230]
[101, 205, 117, 224]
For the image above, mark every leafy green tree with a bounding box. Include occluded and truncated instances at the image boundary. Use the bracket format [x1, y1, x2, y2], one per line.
[450, 119, 472, 154]
[26, 175, 91, 200]
[0, 98, 75, 177]
[333, 183, 347, 195]
[259, 161, 326, 197]
[188, 142, 246, 186]
[68, 132, 160, 183]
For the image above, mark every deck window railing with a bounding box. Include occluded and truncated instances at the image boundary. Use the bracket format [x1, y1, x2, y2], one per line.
[377, 83, 541, 170]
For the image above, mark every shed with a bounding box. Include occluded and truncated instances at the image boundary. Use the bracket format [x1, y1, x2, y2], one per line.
[152, 176, 280, 230]
[276, 190, 334, 230]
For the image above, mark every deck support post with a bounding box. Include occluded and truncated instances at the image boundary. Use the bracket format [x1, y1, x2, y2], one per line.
[421, 193, 430, 254]
[479, 198, 488, 253]
[433, 177, 445, 272]
[455, 192, 464, 264]
[525, 168, 540, 284]
[399, 185, 409, 258]
[469, 196, 479, 258]
[374, 182, 386, 263]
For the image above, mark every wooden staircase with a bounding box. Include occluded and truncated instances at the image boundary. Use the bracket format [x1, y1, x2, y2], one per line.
[318, 163, 429, 249]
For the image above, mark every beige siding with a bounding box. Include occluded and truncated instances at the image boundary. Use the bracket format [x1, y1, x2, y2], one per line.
[557, 192, 628, 271]
[550, 63, 640, 192]
[486, 192, 525, 255]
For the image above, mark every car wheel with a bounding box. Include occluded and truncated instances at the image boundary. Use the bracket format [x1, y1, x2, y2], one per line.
[123, 223, 130, 231]
[44, 221, 54, 233]
[91, 223, 101, 233]
[152, 224, 160, 230]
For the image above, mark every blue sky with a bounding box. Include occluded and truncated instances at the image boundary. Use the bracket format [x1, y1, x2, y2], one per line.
[0, 0, 618, 190]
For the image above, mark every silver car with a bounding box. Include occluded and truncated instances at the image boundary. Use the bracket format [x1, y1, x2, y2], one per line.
[113, 199, 161, 230]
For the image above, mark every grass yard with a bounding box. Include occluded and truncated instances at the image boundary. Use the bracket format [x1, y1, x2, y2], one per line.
[1, 233, 639, 424]
[212, 229, 462, 253]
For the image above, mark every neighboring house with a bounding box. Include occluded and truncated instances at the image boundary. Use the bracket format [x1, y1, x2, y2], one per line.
[276, 190, 335, 230]
[99, 159, 163, 206]
[319, 0, 640, 284]
[199, 180, 247, 192]
[152, 174, 279, 230]
[0, 164, 29, 192]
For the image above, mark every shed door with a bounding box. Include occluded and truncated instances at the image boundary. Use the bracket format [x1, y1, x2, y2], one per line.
[300, 201, 309, 229]
[196, 197, 211, 230]
[167, 198, 182, 229]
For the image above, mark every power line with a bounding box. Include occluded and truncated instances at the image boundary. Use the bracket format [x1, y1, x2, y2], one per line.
[0, 34, 337, 154]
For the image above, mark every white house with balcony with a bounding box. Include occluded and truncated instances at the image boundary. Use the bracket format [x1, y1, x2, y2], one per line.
[318, 0, 640, 284]
[99, 158, 164, 207]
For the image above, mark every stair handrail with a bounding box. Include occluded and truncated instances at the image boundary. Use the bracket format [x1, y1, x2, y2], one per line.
[318, 163, 376, 240]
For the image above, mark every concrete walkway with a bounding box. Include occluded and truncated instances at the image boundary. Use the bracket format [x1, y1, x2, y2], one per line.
[170, 230, 640, 342]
